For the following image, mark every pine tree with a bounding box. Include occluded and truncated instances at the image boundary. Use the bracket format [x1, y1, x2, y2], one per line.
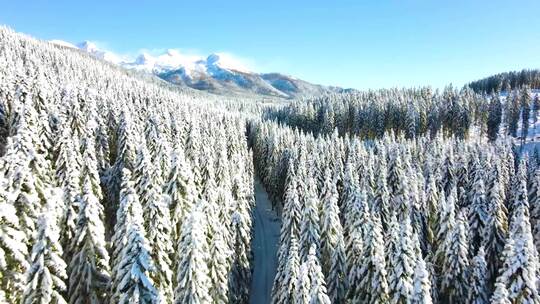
[54, 127, 81, 257]
[276, 235, 300, 304]
[491, 281, 511, 304]
[425, 175, 441, 253]
[494, 203, 540, 303]
[521, 86, 532, 144]
[468, 246, 489, 304]
[294, 259, 311, 304]
[174, 203, 212, 304]
[144, 192, 174, 302]
[354, 214, 390, 303]
[229, 209, 252, 304]
[434, 187, 457, 267]
[114, 221, 159, 304]
[22, 212, 68, 304]
[345, 189, 369, 298]
[166, 147, 197, 242]
[110, 169, 139, 278]
[373, 156, 391, 229]
[412, 251, 433, 304]
[387, 216, 415, 304]
[67, 174, 110, 304]
[487, 96, 502, 141]
[510, 157, 530, 213]
[299, 176, 321, 261]
[132, 146, 175, 301]
[272, 164, 302, 303]
[507, 91, 521, 137]
[319, 169, 346, 303]
[0, 177, 28, 303]
[468, 155, 489, 253]
[529, 167, 540, 253]
[483, 175, 508, 284]
[439, 210, 470, 304]
[389, 153, 411, 219]
[207, 202, 230, 304]
[306, 245, 331, 304]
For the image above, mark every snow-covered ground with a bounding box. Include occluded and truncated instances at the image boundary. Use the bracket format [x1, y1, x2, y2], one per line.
[249, 180, 281, 304]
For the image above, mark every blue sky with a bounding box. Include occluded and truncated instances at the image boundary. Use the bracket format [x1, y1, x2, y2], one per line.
[2, 0, 540, 89]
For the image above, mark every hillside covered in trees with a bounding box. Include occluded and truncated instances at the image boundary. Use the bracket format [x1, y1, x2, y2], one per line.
[1, 26, 540, 304]
[468, 69, 540, 93]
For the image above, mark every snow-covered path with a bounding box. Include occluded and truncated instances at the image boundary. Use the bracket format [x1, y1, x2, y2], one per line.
[249, 179, 281, 304]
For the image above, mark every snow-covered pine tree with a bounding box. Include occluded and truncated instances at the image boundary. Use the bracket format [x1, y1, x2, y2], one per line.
[0, 177, 28, 303]
[387, 215, 415, 304]
[509, 157, 529, 214]
[442, 147, 456, 197]
[80, 136, 103, 202]
[67, 174, 110, 304]
[110, 169, 139, 278]
[144, 116, 170, 184]
[207, 201, 231, 304]
[487, 96, 502, 142]
[425, 174, 441, 253]
[174, 203, 211, 304]
[305, 244, 331, 304]
[467, 246, 489, 304]
[434, 186, 457, 267]
[494, 203, 540, 303]
[299, 176, 321, 261]
[354, 213, 390, 304]
[491, 281, 511, 304]
[272, 161, 302, 303]
[319, 168, 346, 303]
[339, 158, 359, 216]
[144, 192, 174, 301]
[133, 146, 152, 207]
[529, 166, 540, 253]
[132, 146, 174, 301]
[22, 212, 67, 304]
[412, 233, 433, 304]
[229, 164, 254, 304]
[439, 210, 470, 304]
[345, 188, 370, 299]
[373, 156, 391, 229]
[54, 127, 81, 256]
[520, 86, 532, 143]
[294, 258, 311, 304]
[275, 234, 300, 304]
[389, 152, 412, 220]
[229, 208, 252, 304]
[166, 147, 197, 242]
[114, 216, 159, 304]
[468, 155, 489, 253]
[483, 171, 508, 283]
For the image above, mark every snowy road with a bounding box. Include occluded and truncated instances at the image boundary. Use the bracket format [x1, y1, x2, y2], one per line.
[249, 180, 281, 304]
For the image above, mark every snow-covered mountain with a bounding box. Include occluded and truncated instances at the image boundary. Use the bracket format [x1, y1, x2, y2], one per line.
[50, 40, 348, 99]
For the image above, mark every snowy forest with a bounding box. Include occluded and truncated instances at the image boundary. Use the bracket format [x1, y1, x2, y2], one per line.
[1, 26, 540, 304]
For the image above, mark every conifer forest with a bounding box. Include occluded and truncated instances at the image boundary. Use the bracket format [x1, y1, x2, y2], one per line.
[2, 26, 540, 304]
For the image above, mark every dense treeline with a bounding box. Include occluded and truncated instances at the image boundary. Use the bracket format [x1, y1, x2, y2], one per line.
[263, 86, 540, 144]
[468, 69, 540, 93]
[0, 27, 256, 303]
[264, 87, 486, 139]
[250, 119, 540, 303]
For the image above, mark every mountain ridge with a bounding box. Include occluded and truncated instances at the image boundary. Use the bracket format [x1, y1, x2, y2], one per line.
[50, 39, 350, 99]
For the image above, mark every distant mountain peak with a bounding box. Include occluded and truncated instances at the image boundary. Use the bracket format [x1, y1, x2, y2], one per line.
[50, 39, 349, 98]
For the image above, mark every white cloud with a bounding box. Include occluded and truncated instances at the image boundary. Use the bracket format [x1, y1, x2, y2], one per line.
[50, 38, 261, 73]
